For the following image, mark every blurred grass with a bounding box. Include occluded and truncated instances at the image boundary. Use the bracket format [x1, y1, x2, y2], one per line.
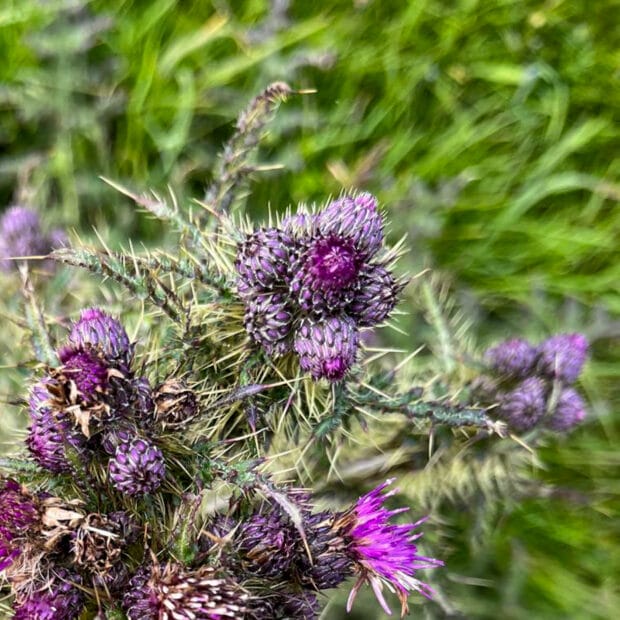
[0, 0, 618, 617]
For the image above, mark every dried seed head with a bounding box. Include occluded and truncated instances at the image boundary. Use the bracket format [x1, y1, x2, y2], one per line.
[154, 379, 199, 429]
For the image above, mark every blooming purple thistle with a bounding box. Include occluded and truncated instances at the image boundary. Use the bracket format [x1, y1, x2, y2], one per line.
[484, 338, 537, 378]
[347, 263, 401, 327]
[290, 234, 361, 315]
[27, 378, 86, 473]
[294, 316, 359, 381]
[58, 347, 109, 400]
[0, 206, 50, 271]
[68, 307, 133, 365]
[317, 193, 383, 258]
[235, 227, 297, 296]
[123, 563, 248, 620]
[244, 291, 294, 355]
[0, 479, 40, 570]
[498, 376, 547, 432]
[12, 569, 84, 620]
[537, 333, 589, 384]
[546, 387, 587, 432]
[336, 479, 443, 617]
[108, 436, 165, 496]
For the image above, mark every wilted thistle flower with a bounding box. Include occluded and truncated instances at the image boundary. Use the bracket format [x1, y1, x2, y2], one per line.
[123, 562, 248, 620]
[334, 479, 443, 617]
[26, 378, 87, 473]
[154, 378, 199, 430]
[68, 307, 133, 366]
[108, 435, 165, 496]
[537, 333, 589, 384]
[547, 387, 587, 432]
[497, 376, 547, 432]
[484, 338, 537, 378]
[0, 479, 40, 570]
[12, 568, 84, 620]
[294, 315, 359, 381]
[58, 346, 110, 401]
[0, 206, 61, 272]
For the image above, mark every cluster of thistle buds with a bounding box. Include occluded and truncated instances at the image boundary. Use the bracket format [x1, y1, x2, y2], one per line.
[0, 205, 66, 272]
[0, 305, 443, 618]
[235, 192, 405, 381]
[476, 333, 589, 432]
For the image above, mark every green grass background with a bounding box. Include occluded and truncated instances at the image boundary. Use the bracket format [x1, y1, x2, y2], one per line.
[1, 1, 618, 618]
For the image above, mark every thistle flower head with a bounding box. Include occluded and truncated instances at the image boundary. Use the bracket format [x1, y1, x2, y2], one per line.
[68, 307, 133, 365]
[547, 387, 587, 432]
[347, 263, 401, 327]
[12, 568, 84, 620]
[58, 347, 109, 401]
[0, 479, 40, 570]
[484, 338, 537, 378]
[108, 435, 165, 496]
[0, 206, 51, 271]
[244, 291, 294, 355]
[294, 316, 359, 381]
[335, 479, 443, 617]
[27, 378, 86, 473]
[235, 227, 297, 295]
[317, 192, 383, 257]
[123, 562, 248, 620]
[498, 376, 547, 432]
[537, 333, 589, 384]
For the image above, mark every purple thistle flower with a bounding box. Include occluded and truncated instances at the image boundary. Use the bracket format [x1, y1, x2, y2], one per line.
[0, 206, 50, 271]
[498, 376, 547, 432]
[484, 338, 537, 378]
[0, 479, 40, 570]
[279, 591, 321, 619]
[281, 211, 317, 237]
[547, 387, 587, 432]
[347, 263, 401, 327]
[123, 563, 248, 620]
[108, 436, 165, 496]
[336, 479, 443, 617]
[317, 193, 383, 258]
[26, 378, 86, 473]
[235, 227, 297, 296]
[58, 347, 109, 401]
[294, 316, 359, 381]
[13, 569, 84, 620]
[290, 234, 361, 315]
[244, 291, 294, 355]
[537, 333, 589, 384]
[68, 307, 133, 365]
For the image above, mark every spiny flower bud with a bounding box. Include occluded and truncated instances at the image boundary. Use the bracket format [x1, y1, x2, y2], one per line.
[235, 227, 297, 295]
[317, 193, 383, 258]
[498, 376, 547, 432]
[12, 568, 84, 620]
[347, 263, 401, 327]
[154, 378, 199, 429]
[68, 307, 133, 365]
[0, 479, 40, 570]
[537, 333, 588, 384]
[484, 338, 537, 378]
[547, 387, 587, 432]
[123, 562, 248, 620]
[26, 378, 86, 473]
[108, 436, 165, 496]
[244, 291, 294, 355]
[0, 206, 57, 272]
[294, 316, 359, 381]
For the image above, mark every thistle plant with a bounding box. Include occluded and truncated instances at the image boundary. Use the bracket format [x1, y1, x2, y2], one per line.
[0, 84, 590, 619]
